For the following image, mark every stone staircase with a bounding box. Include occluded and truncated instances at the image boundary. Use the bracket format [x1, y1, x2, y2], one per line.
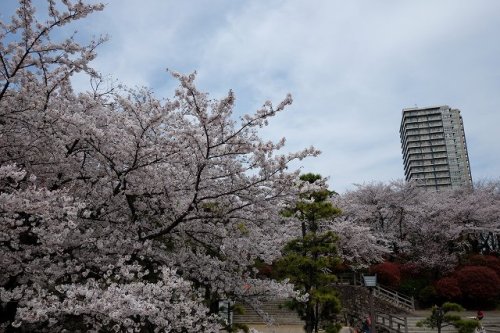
[232, 274, 416, 332]
[335, 284, 411, 319]
[335, 272, 414, 313]
[232, 272, 500, 333]
[233, 301, 500, 333]
[233, 298, 303, 326]
[373, 285, 414, 313]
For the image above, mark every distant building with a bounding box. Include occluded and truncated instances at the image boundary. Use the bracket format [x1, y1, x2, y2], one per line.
[400, 105, 472, 190]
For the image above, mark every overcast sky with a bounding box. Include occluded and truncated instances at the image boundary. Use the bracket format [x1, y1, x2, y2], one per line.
[6, 1, 500, 192]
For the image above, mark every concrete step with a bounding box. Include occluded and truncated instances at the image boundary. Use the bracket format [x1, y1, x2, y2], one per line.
[233, 299, 303, 325]
[235, 301, 500, 333]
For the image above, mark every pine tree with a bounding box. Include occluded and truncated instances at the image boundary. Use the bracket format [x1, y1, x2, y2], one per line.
[276, 174, 342, 333]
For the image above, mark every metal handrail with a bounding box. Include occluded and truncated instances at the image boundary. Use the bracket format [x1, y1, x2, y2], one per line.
[376, 312, 408, 333]
[374, 285, 415, 311]
[335, 272, 415, 311]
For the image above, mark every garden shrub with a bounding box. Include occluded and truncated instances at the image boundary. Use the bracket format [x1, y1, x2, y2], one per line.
[455, 266, 500, 308]
[435, 277, 462, 301]
[370, 262, 401, 288]
[467, 255, 500, 276]
[418, 285, 438, 308]
[399, 278, 431, 298]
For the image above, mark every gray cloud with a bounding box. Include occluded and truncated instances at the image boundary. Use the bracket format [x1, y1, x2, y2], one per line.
[66, 0, 500, 191]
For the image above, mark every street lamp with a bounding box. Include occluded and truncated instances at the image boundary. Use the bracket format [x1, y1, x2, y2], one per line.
[363, 275, 377, 333]
[218, 299, 233, 328]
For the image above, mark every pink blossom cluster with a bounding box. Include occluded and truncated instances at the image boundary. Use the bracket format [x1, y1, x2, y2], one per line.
[335, 181, 500, 271]
[0, 1, 316, 331]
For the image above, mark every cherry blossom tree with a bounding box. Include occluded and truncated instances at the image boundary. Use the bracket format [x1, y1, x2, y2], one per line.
[326, 217, 389, 269]
[1, 1, 319, 331]
[337, 180, 500, 273]
[330, 180, 420, 273]
[441, 182, 500, 254]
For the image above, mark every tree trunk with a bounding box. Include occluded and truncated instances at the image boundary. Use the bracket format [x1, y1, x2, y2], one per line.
[305, 303, 315, 333]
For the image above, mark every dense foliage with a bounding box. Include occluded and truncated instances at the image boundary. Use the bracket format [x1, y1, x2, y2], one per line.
[435, 277, 462, 301]
[453, 265, 499, 307]
[338, 181, 499, 309]
[275, 174, 341, 333]
[1, 1, 499, 331]
[337, 181, 500, 272]
[369, 262, 401, 288]
[417, 302, 478, 333]
[0, 1, 319, 331]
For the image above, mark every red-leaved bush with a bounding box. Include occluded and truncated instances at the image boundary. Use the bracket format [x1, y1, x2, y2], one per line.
[455, 266, 500, 303]
[400, 263, 423, 279]
[435, 277, 462, 300]
[467, 255, 500, 276]
[370, 262, 401, 288]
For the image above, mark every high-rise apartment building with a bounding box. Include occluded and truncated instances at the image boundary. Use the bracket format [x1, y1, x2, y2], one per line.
[400, 105, 472, 190]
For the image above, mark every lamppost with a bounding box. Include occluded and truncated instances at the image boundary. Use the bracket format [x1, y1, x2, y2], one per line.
[218, 299, 233, 328]
[363, 275, 377, 333]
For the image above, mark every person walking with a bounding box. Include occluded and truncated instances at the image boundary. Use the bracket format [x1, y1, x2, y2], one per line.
[476, 311, 485, 333]
[361, 316, 371, 333]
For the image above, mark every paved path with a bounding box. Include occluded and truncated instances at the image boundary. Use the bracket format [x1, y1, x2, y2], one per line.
[245, 325, 356, 333]
[339, 327, 356, 333]
[237, 308, 500, 333]
[406, 310, 500, 333]
[243, 324, 303, 333]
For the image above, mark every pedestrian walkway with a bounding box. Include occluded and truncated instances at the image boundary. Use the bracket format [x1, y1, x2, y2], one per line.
[233, 298, 500, 333]
[405, 311, 500, 333]
[241, 324, 304, 333]
[232, 298, 302, 325]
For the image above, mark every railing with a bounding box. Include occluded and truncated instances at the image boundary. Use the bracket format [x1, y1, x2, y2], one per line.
[335, 272, 415, 312]
[335, 271, 414, 333]
[376, 313, 408, 333]
[374, 285, 415, 312]
[336, 272, 363, 286]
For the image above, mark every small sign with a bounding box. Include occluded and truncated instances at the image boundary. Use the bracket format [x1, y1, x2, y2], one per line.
[218, 300, 233, 325]
[363, 275, 377, 287]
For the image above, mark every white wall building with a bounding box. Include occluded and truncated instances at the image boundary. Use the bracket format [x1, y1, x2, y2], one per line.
[400, 105, 473, 189]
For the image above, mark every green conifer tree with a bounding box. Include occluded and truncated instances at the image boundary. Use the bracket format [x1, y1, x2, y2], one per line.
[276, 174, 342, 333]
[417, 303, 479, 333]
